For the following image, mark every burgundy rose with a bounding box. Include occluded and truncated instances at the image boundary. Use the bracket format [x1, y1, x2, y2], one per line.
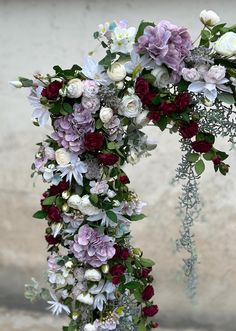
[175, 92, 190, 112]
[141, 91, 156, 106]
[159, 101, 177, 114]
[135, 77, 150, 98]
[41, 80, 63, 100]
[142, 285, 154, 301]
[59, 180, 70, 191]
[179, 121, 198, 139]
[212, 156, 221, 165]
[97, 153, 119, 166]
[45, 234, 61, 245]
[47, 206, 61, 222]
[192, 140, 213, 153]
[120, 248, 129, 260]
[142, 305, 159, 317]
[49, 180, 69, 196]
[112, 276, 121, 285]
[141, 267, 152, 278]
[110, 264, 126, 276]
[147, 111, 161, 123]
[119, 175, 130, 184]
[84, 132, 104, 151]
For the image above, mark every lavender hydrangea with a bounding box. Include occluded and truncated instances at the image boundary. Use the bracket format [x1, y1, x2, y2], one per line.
[71, 224, 116, 267]
[135, 20, 192, 73]
[52, 104, 95, 153]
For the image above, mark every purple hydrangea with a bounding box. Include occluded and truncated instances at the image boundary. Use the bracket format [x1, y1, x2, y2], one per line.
[135, 20, 192, 73]
[52, 104, 95, 153]
[71, 224, 115, 267]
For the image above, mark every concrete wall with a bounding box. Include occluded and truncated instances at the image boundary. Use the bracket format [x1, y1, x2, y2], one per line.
[1, 0, 236, 330]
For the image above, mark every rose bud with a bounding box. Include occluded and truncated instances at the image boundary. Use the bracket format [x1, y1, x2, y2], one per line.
[97, 153, 119, 166]
[119, 175, 130, 184]
[120, 248, 129, 260]
[179, 121, 198, 139]
[142, 285, 155, 301]
[47, 206, 61, 222]
[212, 156, 221, 165]
[84, 132, 104, 151]
[192, 140, 213, 153]
[45, 234, 61, 245]
[141, 267, 152, 278]
[147, 111, 161, 123]
[175, 92, 191, 112]
[142, 305, 159, 317]
[41, 80, 63, 100]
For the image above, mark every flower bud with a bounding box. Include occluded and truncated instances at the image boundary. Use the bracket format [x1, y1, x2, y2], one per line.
[9, 80, 23, 88]
[200, 9, 220, 26]
[101, 264, 109, 274]
[62, 203, 69, 212]
[62, 190, 71, 200]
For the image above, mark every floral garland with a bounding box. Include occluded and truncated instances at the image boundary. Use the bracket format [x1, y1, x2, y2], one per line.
[11, 9, 236, 331]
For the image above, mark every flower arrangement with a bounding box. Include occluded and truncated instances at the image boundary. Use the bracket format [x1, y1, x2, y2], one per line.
[11, 9, 236, 331]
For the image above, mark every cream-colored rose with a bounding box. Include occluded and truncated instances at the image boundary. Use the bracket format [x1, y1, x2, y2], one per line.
[77, 293, 94, 305]
[55, 148, 71, 165]
[151, 66, 170, 88]
[84, 323, 97, 331]
[119, 95, 142, 118]
[135, 110, 149, 127]
[78, 195, 100, 216]
[215, 32, 236, 57]
[107, 62, 126, 82]
[67, 194, 81, 210]
[99, 106, 114, 123]
[84, 269, 102, 282]
[200, 10, 220, 26]
[66, 78, 84, 98]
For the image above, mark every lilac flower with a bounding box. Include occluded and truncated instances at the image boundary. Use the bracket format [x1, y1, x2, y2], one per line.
[135, 20, 192, 73]
[52, 104, 95, 153]
[57, 153, 87, 186]
[28, 86, 50, 126]
[81, 96, 100, 113]
[71, 224, 115, 267]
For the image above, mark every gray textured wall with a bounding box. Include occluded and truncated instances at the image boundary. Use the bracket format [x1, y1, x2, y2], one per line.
[1, 0, 236, 330]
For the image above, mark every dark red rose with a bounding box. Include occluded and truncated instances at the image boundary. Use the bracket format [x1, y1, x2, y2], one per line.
[113, 244, 122, 259]
[159, 101, 177, 114]
[141, 91, 156, 106]
[41, 80, 63, 100]
[175, 92, 191, 112]
[135, 77, 150, 98]
[49, 180, 69, 196]
[119, 175, 130, 184]
[212, 156, 221, 165]
[45, 234, 61, 245]
[120, 248, 129, 260]
[142, 285, 154, 301]
[59, 180, 70, 191]
[141, 267, 152, 278]
[147, 111, 161, 123]
[110, 264, 126, 276]
[192, 140, 213, 153]
[84, 132, 104, 151]
[142, 305, 159, 317]
[97, 153, 119, 166]
[179, 121, 199, 139]
[112, 276, 121, 285]
[47, 206, 61, 222]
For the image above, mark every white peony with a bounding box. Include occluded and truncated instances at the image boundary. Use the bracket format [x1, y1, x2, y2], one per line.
[215, 32, 236, 57]
[151, 66, 170, 88]
[119, 95, 142, 118]
[77, 293, 94, 305]
[55, 148, 71, 165]
[99, 106, 114, 123]
[84, 323, 97, 331]
[181, 68, 201, 82]
[67, 195, 81, 210]
[107, 62, 126, 82]
[200, 10, 220, 26]
[66, 79, 84, 98]
[78, 195, 100, 216]
[135, 110, 149, 127]
[84, 269, 102, 282]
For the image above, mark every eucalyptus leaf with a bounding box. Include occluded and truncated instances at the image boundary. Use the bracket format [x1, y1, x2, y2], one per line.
[186, 153, 199, 163]
[218, 92, 235, 105]
[195, 159, 205, 176]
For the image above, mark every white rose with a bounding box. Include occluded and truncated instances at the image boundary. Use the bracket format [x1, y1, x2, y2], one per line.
[116, 81, 124, 90]
[55, 148, 71, 165]
[200, 10, 220, 26]
[68, 195, 81, 210]
[181, 68, 201, 82]
[119, 95, 142, 118]
[99, 106, 114, 123]
[107, 62, 126, 82]
[66, 78, 84, 98]
[215, 32, 236, 57]
[84, 269, 102, 282]
[135, 110, 149, 127]
[151, 66, 170, 88]
[84, 323, 97, 331]
[9, 81, 23, 88]
[78, 195, 100, 215]
[77, 293, 94, 305]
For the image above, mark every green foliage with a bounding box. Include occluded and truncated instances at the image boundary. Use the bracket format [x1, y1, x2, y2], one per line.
[186, 153, 199, 163]
[18, 77, 34, 87]
[42, 195, 57, 205]
[218, 92, 235, 105]
[157, 116, 167, 131]
[33, 210, 47, 219]
[140, 257, 155, 268]
[131, 214, 146, 221]
[106, 210, 118, 222]
[195, 159, 205, 176]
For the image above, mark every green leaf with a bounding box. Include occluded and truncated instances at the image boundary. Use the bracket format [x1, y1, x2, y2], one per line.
[186, 153, 199, 163]
[90, 194, 98, 206]
[203, 150, 215, 161]
[18, 77, 33, 87]
[106, 210, 117, 222]
[50, 101, 62, 115]
[218, 92, 235, 105]
[138, 320, 147, 331]
[152, 95, 162, 105]
[107, 142, 116, 150]
[33, 210, 47, 219]
[95, 118, 103, 129]
[53, 65, 63, 74]
[135, 20, 155, 42]
[211, 23, 226, 35]
[125, 281, 142, 290]
[201, 30, 211, 40]
[195, 159, 205, 176]
[142, 73, 156, 85]
[177, 79, 189, 92]
[140, 257, 155, 268]
[93, 31, 99, 39]
[42, 195, 57, 206]
[131, 214, 146, 221]
[62, 103, 74, 114]
[157, 116, 167, 131]
[216, 150, 229, 161]
[99, 51, 117, 68]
